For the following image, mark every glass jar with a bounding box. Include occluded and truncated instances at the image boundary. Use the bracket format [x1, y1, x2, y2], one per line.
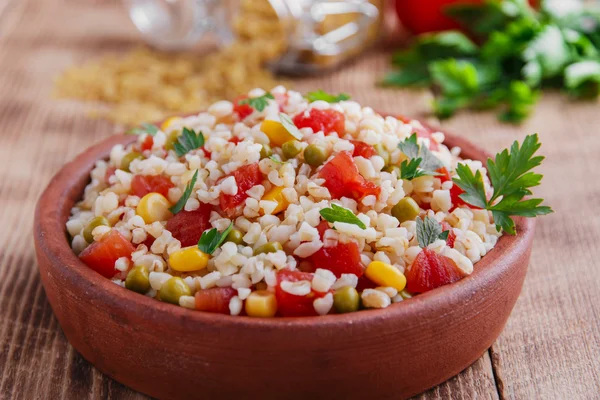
[124, 0, 383, 74]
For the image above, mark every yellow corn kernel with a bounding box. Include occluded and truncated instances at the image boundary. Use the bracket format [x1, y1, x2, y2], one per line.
[261, 186, 289, 215]
[365, 261, 407, 291]
[161, 116, 181, 132]
[245, 290, 277, 317]
[261, 119, 297, 147]
[137, 192, 173, 223]
[169, 246, 209, 272]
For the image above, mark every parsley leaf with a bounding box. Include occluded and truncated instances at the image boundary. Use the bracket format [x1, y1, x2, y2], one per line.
[126, 123, 159, 136]
[169, 170, 198, 214]
[198, 223, 234, 255]
[240, 93, 274, 112]
[453, 134, 553, 234]
[416, 216, 449, 248]
[397, 133, 444, 179]
[319, 203, 366, 230]
[306, 90, 351, 103]
[279, 113, 303, 140]
[174, 128, 205, 157]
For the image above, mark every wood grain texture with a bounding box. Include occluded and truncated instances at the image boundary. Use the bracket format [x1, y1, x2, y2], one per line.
[0, 0, 598, 399]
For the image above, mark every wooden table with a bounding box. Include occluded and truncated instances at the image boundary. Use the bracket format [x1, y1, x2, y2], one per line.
[1, 0, 599, 398]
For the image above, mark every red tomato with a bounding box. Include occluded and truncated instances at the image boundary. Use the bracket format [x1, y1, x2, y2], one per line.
[233, 96, 253, 120]
[316, 220, 329, 239]
[293, 109, 345, 136]
[440, 221, 457, 248]
[356, 275, 378, 292]
[219, 163, 263, 217]
[195, 287, 237, 314]
[405, 248, 465, 293]
[395, 0, 537, 35]
[131, 175, 174, 198]
[166, 205, 214, 247]
[78, 230, 136, 278]
[310, 241, 365, 278]
[437, 167, 452, 183]
[275, 269, 328, 317]
[319, 151, 381, 200]
[140, 135, 154, 152]
[105, 167, 116, 183]
[229, 137, 242, 145]
[350, 140, 377, 159]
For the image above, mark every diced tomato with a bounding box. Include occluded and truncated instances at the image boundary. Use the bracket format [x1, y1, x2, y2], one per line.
[316, 221, 329, 239]
[229, 137, 242, 145]
[142, 235, 155, 249]
[195, 287, 237, 314]
[405, 248, 466, 293]
[437, 167, 451, 183]
[449, 182, 483, 212]
[310, 241, 365, 278]
[200, 148, 212, 159]
[166, 205, 214, 247]
[131, 175, 174, 198]
[293, 109, 345, 136]
[319, 151, 381, 200]
[350, 140, 377, 159]
[219, 163, 263, 217]
[105, 167, 116, 183]
[398, 115, 440, 151]
[440, 221, 456, 248]
[140, 135, 154, 152]
[233, 96, 253, 120]
[275, 269, 329, 317]
[356, 275, 378, 292]
[78, 230, 136, 278]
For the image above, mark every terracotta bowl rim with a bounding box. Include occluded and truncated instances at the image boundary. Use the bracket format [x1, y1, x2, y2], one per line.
[34, 120, 534, 330]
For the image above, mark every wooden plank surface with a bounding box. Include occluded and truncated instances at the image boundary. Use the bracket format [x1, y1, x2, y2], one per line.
[0, 0, 599, 399]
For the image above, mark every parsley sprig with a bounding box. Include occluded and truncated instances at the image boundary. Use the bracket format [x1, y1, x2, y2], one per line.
[319, 203, 366, 230]
[174, 128, 205, 157]
[126, 123, 159, 136]
[169, 170, 198, 214]
[382, 0, 600, 123]
[306, 90, 351, 103]
[416, 216, 450, 248]
[198, 223, 234, 255]
[453, 134, 553, 234]
[240, 93, 274, 112]
[398, 133, 444, 180]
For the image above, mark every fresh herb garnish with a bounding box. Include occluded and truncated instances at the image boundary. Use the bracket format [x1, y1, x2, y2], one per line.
[169, 170, 198, 214]
[198, 223, 234, 255]
[240, 93, 274, 112]
[416, 216, 450, 248]
[279, 112, 303, 140]
[319, 203, 366, 230]
[126, 123, 159, 136]
[306, 90, 351, 103]
[269, 155, 286, 164]
[381, 0, 600, 123]
[174, 127, 205, 157]
[397, 133, 444, 179]
[453, 134, 553, 234]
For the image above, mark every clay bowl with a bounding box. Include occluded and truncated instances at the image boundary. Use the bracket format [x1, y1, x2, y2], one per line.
[34, 126, 534, 400]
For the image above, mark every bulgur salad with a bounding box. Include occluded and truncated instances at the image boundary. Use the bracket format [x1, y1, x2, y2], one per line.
[66, 87, 551, 317]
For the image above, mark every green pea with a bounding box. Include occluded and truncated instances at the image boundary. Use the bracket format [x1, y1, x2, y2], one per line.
[304, 144, 328, 167]
[399, 289, 413, 300]
[125, 265, 150, 294]
[333, 286, 360, 314]
[374, 143, 390, 166]
[260, 144, 272, 159]
[282, 140, 302, 159]
[158, 277, 191, 305]
[120, 151, 143, 172]
[391, 197, 420, 223]
[254, 242, 283, 256]
[164, 130, 180, 151]
[226, 229, 244, 245]
[82, 216, 110, 243]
